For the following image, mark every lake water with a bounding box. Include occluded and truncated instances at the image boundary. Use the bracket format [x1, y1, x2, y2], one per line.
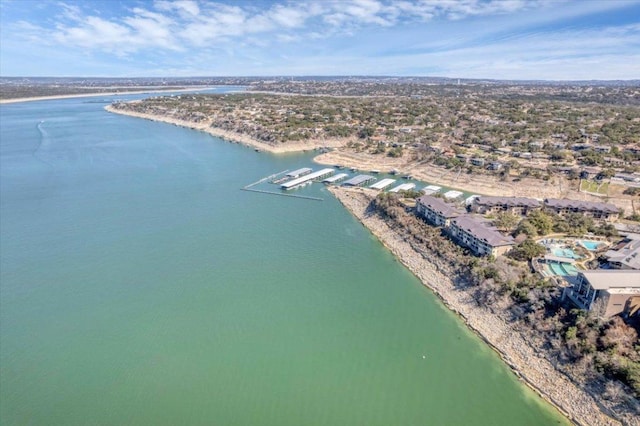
[0, 89, 567, 425]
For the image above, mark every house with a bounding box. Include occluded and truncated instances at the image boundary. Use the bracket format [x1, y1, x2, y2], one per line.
[416, 195, 462, 227]
[604, 238, 640, 270]
[564, 270, 640, 318]
[487, 161, 503, 171]
[448, 215, 515, 257]
[471, 196, 541, 216]
[544, 199, 620, 221]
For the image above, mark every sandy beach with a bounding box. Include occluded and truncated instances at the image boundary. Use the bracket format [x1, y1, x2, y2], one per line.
[328, 186, 635, 426]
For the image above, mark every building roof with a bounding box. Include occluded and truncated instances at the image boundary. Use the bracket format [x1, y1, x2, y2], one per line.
[417, 195, 462, 218]
[475, 196, 541, 209]
[286, 167, 312, 177]
[451, 215, 515, 247]
[604, 238, 640, 270]
[579, 270, 640, 290]
[544, 198, 620, 214]
[343, 174, 374, 186]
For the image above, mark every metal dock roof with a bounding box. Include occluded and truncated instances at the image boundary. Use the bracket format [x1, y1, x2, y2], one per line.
[323, 173, 349, 183]
[423, 185, 442, 192]
[343, 175, 375, 186]
[281, 168, 335, 190]
[443, 190, 464, 199]
[370, 178, 396, 189]
[389, 183, 416, 193]
[286, 167, 312, 178]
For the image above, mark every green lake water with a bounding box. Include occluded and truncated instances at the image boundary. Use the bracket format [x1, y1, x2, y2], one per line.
[0, 89, 568, 425]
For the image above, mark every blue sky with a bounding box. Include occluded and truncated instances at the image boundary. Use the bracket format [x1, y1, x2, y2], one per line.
[1, 0, 639, 80]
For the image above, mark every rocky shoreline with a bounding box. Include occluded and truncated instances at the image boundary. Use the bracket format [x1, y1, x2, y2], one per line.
[105, 105, 348, 154]
[327, 186, 631, 426]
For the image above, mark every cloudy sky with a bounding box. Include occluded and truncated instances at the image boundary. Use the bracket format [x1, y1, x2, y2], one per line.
[1, 0, 639, 80]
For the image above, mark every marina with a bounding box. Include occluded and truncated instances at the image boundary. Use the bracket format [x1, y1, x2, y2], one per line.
[343, 174, 376, 187]
[369, 178, 396, 190]
[389, 183, 416, 193]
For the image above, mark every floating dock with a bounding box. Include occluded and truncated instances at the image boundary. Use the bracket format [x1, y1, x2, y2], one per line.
[443, 190, 464, 200]
[323, 173, 349, 184]
[343, 175, 375, 187]
[281, 168, 335, 190]
[389, 183, 416, 193]
[370, 178, 396, 190]
[286, 167, 312, 178]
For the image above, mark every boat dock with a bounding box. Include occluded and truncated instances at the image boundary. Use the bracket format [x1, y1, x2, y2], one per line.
[389, 183, 416, 193]
[370, 178, 396, 190]
[286, 167, 312, 178]
[281, 168, 335, 190]
[323, 173, 349, 184]
[343, 175, 375, 187]
[422, 185, 442, 195]
[242, 169, 323, 201]
[443, 190, 464, 200]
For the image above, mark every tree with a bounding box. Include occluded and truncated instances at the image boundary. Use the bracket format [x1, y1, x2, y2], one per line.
[509, 238, 546, 261]
[515, 220, 538, 237]
[494, 212, 520, 232]
[528, 210, 554, 236]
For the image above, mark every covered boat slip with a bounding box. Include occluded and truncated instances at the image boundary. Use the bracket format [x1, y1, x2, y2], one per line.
[286, 167, 312, 178]
[370, 178, 396, 190]
[389, 183, 416, 193]
[281, 168, 335, 190]
[323, 173, 350, 184]
[343, 175, 376, 187]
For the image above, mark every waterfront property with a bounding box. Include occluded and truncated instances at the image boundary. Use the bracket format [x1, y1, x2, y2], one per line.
[564, 270, 640, 318]
[343, 174, 376, 187]
[604, 237, 640, 270]
[281, 168, 335, 190]
[449, 215, 515, 257]
[544, 198, 620, 221]
[471, 196, 541, 216]
[416, 195, 463, 227]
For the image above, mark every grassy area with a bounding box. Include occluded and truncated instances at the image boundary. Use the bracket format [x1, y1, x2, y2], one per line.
[580, 179, 609, 195]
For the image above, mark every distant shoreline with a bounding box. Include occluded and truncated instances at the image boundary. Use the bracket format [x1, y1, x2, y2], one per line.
[0, 86, 216, 104]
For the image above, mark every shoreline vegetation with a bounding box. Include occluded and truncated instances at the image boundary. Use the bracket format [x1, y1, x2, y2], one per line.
[328, 186, 634, 426]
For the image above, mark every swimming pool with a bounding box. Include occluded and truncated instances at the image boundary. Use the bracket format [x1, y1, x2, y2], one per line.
[580, 240, 603, 251]
[547, 262, 579, 276]
[551, 248, 581, 259]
